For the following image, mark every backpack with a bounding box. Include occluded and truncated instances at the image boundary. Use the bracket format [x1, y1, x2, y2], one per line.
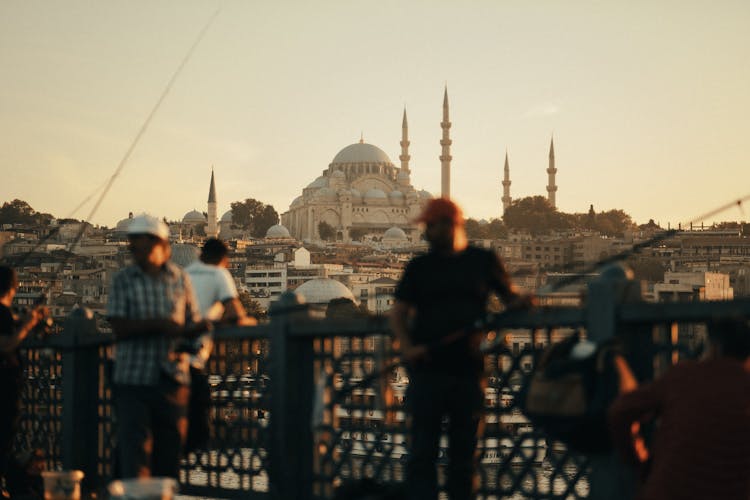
[520, 333, 620, 453]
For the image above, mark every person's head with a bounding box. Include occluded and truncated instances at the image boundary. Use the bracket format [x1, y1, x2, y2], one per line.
[708, 317, 750, 361]
[416, 198, 467, 253]
[200, 238, 229, 267]
[126, 215, 171, 270]
[0, 265, 18, 304]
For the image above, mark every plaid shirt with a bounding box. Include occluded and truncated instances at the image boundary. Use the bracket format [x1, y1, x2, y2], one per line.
[107, 262, 200, 386]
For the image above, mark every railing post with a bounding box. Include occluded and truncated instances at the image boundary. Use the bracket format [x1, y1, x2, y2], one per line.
[268, 292, 314, 500]
[60, 308, 100, 489]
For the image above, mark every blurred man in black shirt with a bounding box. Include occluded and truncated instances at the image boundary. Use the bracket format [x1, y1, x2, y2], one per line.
[391, 198, 531, 499]
[0, 266, 48, 494]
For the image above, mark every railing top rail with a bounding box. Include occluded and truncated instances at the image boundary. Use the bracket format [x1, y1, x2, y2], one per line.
[19, 297, 750, 350]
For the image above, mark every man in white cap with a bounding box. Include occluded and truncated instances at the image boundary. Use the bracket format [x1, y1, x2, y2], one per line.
[107, 214, 209, 479]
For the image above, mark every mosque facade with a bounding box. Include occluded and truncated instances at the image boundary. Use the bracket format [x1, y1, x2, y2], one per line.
[280, 105, 437, 243]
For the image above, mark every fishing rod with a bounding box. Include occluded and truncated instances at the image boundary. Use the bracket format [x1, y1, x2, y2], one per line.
[4, 7, 221, 283]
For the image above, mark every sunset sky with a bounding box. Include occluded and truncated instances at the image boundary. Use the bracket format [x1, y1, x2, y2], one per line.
[1, 1, 748, 228]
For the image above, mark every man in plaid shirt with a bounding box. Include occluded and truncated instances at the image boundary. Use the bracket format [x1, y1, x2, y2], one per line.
[107, 214, 209, 479]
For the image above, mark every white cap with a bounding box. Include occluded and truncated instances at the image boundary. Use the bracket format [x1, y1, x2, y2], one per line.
[126, 214, 169, 240]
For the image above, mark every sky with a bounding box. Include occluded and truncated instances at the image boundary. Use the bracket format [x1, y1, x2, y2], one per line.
[1, 1, 749, 228]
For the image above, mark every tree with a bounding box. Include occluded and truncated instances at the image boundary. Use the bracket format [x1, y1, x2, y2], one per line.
[0, 199, 52, 226]
[318, 221, 336, 241]
[503, 196, 571, 235]
[349, 227, 367, 241]
[593, 209, 635, 237]
[238, 290, 267, 320]
[254, 205, 280, 238]
[230, 198, 279, 237]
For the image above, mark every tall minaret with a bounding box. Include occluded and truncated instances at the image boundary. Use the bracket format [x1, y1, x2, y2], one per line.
[399, 107, 411, 177]
[546, 136, 557, 208]
[206, 168, 218, 238]
[440, 86, 452, 198]
[502, 151, 512, 213]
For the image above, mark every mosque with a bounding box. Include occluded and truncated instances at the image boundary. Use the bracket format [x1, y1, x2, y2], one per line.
[115, 88, 559, 243]
[279, 90, 456, 243]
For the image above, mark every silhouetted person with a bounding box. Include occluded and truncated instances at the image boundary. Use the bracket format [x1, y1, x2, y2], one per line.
[609, 318, 750, 500]
[390, 198, 532, 499]
[0, 266, 48, 494]
[107, 215, 209, 478]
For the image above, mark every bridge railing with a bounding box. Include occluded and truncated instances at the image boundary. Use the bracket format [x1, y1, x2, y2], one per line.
[15, 285, 750, 499]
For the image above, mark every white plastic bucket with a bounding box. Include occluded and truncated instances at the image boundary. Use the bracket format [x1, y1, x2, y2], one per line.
[107, 477, 178, 500]
[41, 470, 84, 500]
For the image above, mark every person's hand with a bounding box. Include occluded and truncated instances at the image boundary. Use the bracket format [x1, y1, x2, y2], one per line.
[185, 319, 213, 338]
[29, 306, 49, 326]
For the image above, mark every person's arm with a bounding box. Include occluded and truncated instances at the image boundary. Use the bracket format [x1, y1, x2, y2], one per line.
[390, 300, 425, 361]
[608, 374, 667, 464]
[489, 252, 535, 308]
[216, 268, 257, 326]
[220, 297, 257, 326]
[0, 306, 47, 353]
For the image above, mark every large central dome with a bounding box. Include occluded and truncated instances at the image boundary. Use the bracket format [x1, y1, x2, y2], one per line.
[331, 142, 392, 165]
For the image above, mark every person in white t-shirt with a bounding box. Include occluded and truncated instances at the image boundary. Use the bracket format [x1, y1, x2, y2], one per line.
[185, 238, 256, 368]
[186, 238, 254, 324]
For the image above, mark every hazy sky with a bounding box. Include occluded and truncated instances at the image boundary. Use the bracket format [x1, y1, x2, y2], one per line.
[1, 1, 749, 228]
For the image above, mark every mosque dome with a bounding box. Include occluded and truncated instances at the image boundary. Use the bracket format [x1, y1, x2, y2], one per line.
[383, 227, 407, 240]
[220, 210, 233, 223]
[364, 188, 388, 200]
[115, 216, 133, 233]
[418, 190, 433, 200]
[349, 189, 362, 201]
[291, 196, 304, 208]
[265, 224, 292, 239]
[331, 143, 393, 165]
[182, 210, 206, 224]
[307, 176, 328, 189]
[295, 278, 356, 305]
[171, 244, 199, 268]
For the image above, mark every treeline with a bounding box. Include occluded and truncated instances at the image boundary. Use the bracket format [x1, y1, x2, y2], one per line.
[0, 199, 55, 226]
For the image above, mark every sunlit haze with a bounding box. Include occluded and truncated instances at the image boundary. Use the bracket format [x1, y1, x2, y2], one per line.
[1, 1, 748, 228]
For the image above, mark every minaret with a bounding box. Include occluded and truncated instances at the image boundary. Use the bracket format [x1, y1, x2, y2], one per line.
[440, 86, 452, 198]
[502, 151, 512, 213]
[206, 168, 218, 238]
[546, 137, 557, 208]
[400, 108, 411, 175]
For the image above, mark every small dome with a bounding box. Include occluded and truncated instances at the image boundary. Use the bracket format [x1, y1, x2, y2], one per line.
[390, 190, 404, 198]
[115, 217, 133, 233]
[220, 210, 233, 223]
[171, 244, 199, 267]
[182, 210, 206, 224]
[266, 224, 292, 239]
[291, 196, 304, 208]
[364, 188, 387, 199]
[383, 227, 407, 240]
[295, 278, 356, 305]
[350, 189, 362, 201]
[306, 176, 328, 189]
[332, 143, 392, 165]
[418, 190, 432, 200]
